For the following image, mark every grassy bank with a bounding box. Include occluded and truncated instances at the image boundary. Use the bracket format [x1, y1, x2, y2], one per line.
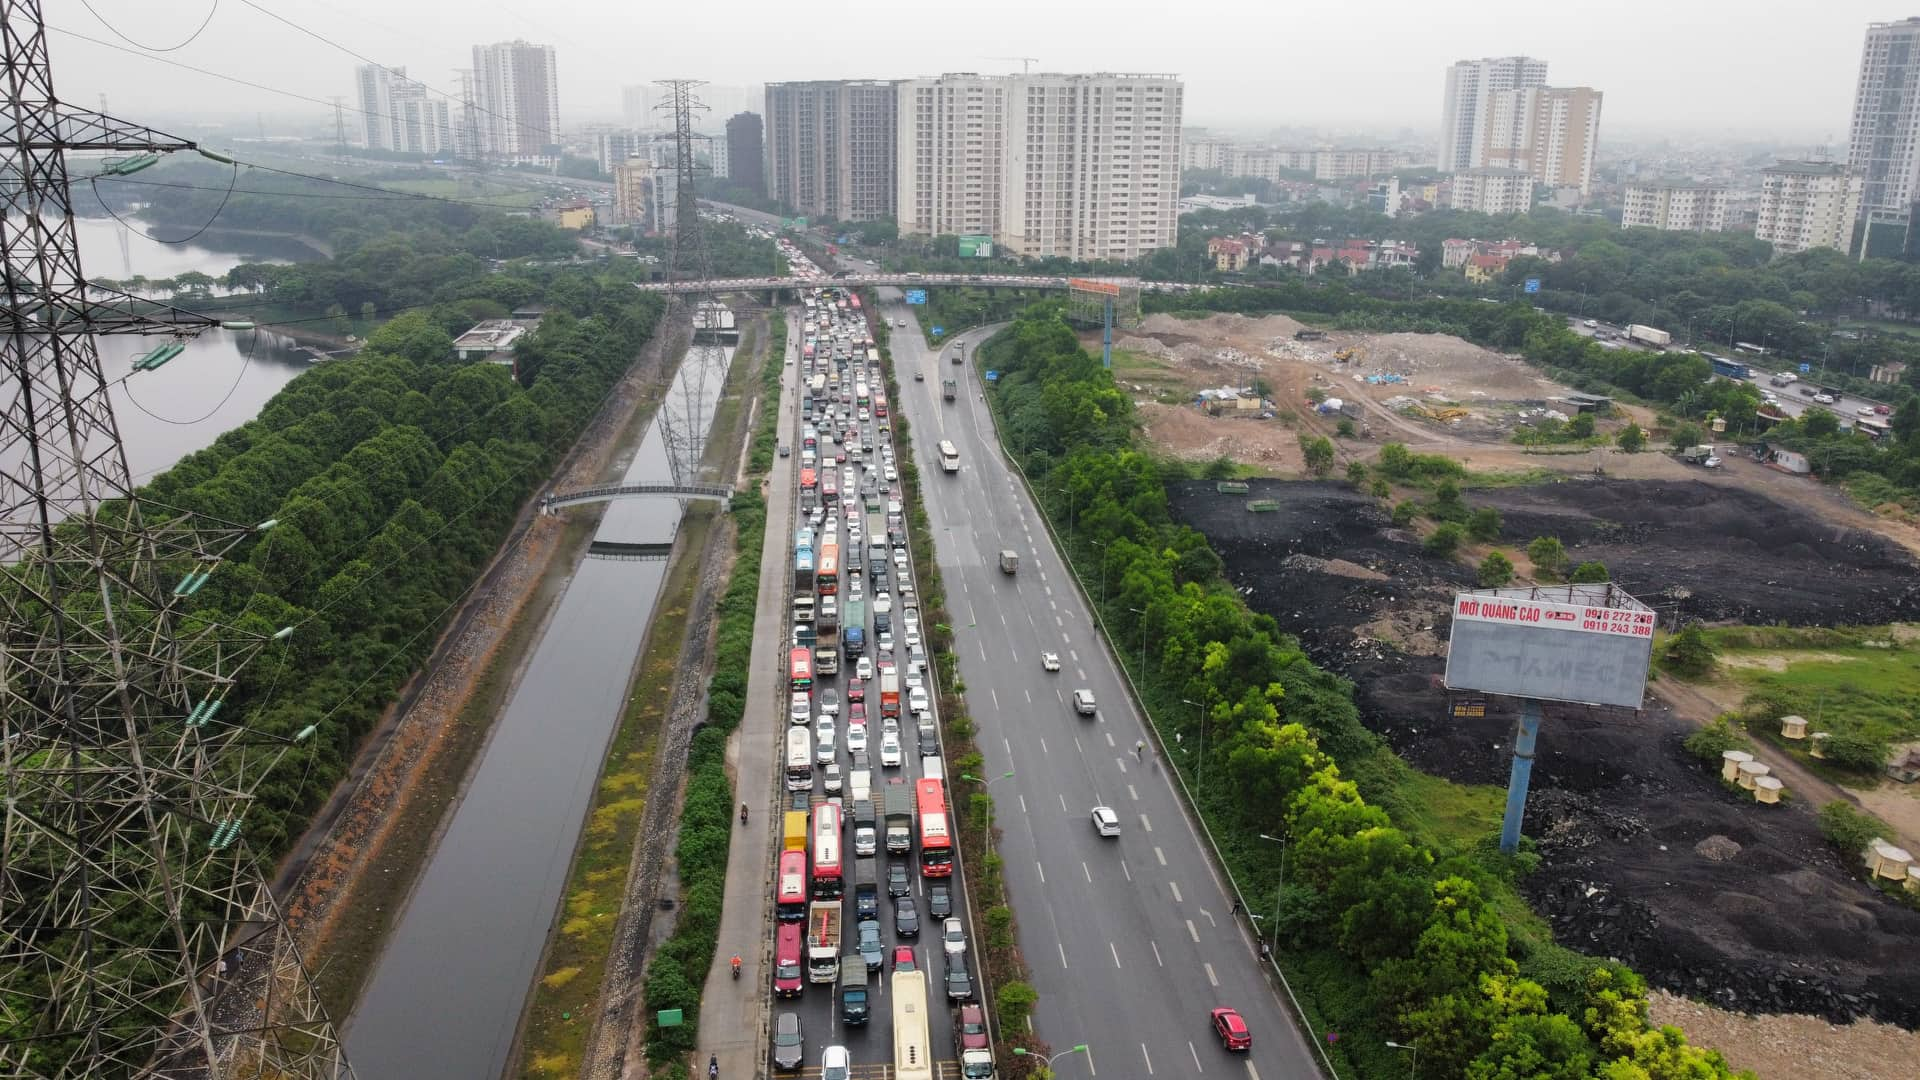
[516, 320, 769, 1076]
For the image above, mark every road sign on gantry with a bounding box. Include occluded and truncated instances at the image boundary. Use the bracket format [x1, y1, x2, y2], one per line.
[1524, 278, 1541, 293]
[1443, 583, 1654, 709]
[905, 289, 927, 305]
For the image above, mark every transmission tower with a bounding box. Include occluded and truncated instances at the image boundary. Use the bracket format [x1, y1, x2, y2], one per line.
[651, 79, 725, 486]
[329, 96, 348, 159]
[453, 68, 484, 171]
[0, 4, 350, 1077]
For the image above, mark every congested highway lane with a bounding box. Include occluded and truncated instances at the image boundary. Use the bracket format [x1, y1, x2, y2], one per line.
[887, 312, 1322, 1078]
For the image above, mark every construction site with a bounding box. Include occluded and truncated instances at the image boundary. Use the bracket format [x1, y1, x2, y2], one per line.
[1102, 312, 1619, 471]
[1167, 473, 1920, 1072]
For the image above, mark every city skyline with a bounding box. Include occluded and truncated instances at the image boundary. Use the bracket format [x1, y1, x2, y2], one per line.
[51, 0, 1900, 141]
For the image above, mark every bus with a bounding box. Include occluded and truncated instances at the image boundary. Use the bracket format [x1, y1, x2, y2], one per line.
[794, 547, 815, 593]
[817, 542, 840, 596]
[937, 440, 961, 474]
[856, 382, 871, 408]
[811, 802, 844, 898]
[850, 294, 861, 310]
[915, 778, 953, 877]
[785, 728, 813, 791]
[800, 467, 817, 490]
[776, 850, 809, 921]
[891, 971, 935, 1080]
[790, 647, 814, 691]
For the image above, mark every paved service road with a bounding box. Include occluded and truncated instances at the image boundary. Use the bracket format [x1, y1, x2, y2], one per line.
[889, 311, 1323, 1079]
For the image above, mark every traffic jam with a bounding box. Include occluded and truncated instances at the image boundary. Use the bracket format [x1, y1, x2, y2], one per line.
[764, 238, 993, 1080]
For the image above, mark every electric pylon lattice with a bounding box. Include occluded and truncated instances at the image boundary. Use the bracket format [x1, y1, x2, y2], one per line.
[651, 78, 726, 488]
[0, 3, 350, 1076]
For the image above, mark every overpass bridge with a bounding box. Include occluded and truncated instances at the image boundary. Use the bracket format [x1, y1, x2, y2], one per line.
[631, 273, 1198, 296]
[542, 481, 734, 513]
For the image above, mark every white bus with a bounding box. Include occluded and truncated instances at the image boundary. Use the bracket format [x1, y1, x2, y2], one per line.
[785, 727, 813, 791]
[937, 440, 960, 474]
[891, 970, 935, 1080]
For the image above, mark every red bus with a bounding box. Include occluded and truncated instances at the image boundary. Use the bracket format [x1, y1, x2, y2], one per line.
[776, 850, 809, 921]
[800, 468, 817, 490]
[774, 921, 804, 997]
[789, 647, 813, 691]
[811, 802, 843, 898]
[850, 294, 862, 310]
[817, 542, 840, 596]
[915, 778, 953, 877]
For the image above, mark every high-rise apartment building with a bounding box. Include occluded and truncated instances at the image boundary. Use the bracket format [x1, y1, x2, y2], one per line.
[1848, 18, 1920, 219]
[622, 85, 656, 129]
[1449, 167, 1535, 215]
[613, 159, 659, 229]
[472, 40, 559, 163]
[1480, 86, 1602, 194]
[1621, 182, 1728, 233]
[595, 131, 649, 175]
[1755, 161, 1862, 255]
[897, 72, 1182, 260]
[764, 81, 897, 221]
[1313, 148, 1408, 181]
[1439, 56, 1548, 172]
[727, 112, 765, 197]
[354, 65, 451, 155]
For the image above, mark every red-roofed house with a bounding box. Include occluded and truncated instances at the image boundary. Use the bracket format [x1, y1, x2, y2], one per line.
[1208, 236, 1253, 271]
[1464, 253, 1510, 284]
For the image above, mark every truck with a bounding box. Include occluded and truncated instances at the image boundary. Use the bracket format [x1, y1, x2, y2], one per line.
[1680, 444, 1722, 468]
[818, 594, 839, 634]
[839, 954, 870, 1025]
[879, 669, 901, 718]
[943, 379, 957, 402]
[1625, 324, 1672, 348]
[806, 901, 841, 983]
[853, 857, 879, 918]
[884, 781, 914, 855]
[852, 798, 878, 856]
[815, 646, 839, 676]
[999, 550, 1019, 575]
[844, 625, 865, 658]
[866, 512, 885, 542]
[783, 810, 809, 852]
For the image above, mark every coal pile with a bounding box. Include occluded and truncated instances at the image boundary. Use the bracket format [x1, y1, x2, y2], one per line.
[1171, 476, 1920, 1028]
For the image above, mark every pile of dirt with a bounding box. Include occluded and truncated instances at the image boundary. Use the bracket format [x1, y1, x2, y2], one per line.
[1170, 477, 1920, 1028]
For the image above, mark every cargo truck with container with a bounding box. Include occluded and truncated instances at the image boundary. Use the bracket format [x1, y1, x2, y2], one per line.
[783, 809, 809, 852]
[1625, 324, 1672, 348]
[879, 670, 901, 718]
[807, 901, 842, 983]
[884, 781, 914, 855]
[839, 954, 871, 1024]
[853, 857, 879, 918]
[852, 798, 878, 856]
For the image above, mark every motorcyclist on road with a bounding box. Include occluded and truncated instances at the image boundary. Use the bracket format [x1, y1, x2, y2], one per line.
[739, 802, 749, 825]
[730, 954, 742, 978]
[709, 1054, 719, 1079]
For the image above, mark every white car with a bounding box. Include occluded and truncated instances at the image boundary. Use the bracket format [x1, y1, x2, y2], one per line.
[893, 549, 910, 569]
[847, 722, 868, 754]
[904, 628, 921, 650]
[1091, 806, 1121, 837]
[1858, 405, 1878, 417]
[822, 1045, 851, 1080]
[823, 761, 843, 793]
[906, 686, 928, 715]
[873, 593, 892, 615]
[904, 669, 924, 692]
[790, 691, 812, 725]
[819, 689, 840, 717]
[1041, 652, 1061, 672]
[942, 917, 967, 957]
[856, 657, 874, 681]
[880, 733, 903, 767]
[884, 465, 897, 482]
[1814, 393, 1836, 404]
[878, 631, 895, 652]
[815, 726, 836, 765]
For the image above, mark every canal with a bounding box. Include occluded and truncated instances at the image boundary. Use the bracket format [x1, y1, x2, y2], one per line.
[343, 342, 736, 1079]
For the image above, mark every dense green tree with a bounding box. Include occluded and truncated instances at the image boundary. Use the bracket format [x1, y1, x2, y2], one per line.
[1617, 423, 1646, 453]
[1300, 434, 1336, 477]
[1570, 560, 1611, 583]
[1478, 551, 1515, 587]
[1527, 536, 1568, 580]
[1467, 506, 1503, 542]
[1426, 522, 1465, 557]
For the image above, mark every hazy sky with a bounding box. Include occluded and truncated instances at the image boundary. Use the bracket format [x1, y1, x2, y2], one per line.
[47, 0, 1896, 142]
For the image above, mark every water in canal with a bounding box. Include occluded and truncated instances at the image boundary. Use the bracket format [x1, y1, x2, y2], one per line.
[344, 344, 736, 1080]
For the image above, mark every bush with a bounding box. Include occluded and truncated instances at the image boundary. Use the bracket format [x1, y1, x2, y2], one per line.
[1569, 560, 1610, 583]
[1300, 434, 1336, 478]
[1817, 802, 1887, 858]
[1669, 421, 1705, 449]
[1526, 536, 1568, 580]
[996, 981, 1039, 1027]
[1391, 500, 1419, 527]
[1477, 551, 1514, 586]
[1822, 731, 1892, 774]
[1425, 522, 1465, 557]
[1663, 625, 1718, 678]
[1617, 422, 1646, 453]
[1346, 460, 1369, 488]
[1467, 506, 1502, 542]
[1682, 717, 1747, 763]
[1337, 418, 1357, 438]
[1370, 478, 1391, 499]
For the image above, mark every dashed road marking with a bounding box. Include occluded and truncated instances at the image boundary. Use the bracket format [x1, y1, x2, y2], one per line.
[1085, 862, 1093, 883]
[1128, 784, 1139, 801]
[1150, 941, 1163, 967]
[1169, 881, 1183, 903]
[1155, 846, 1167, 866]
[1186, 919, 1199, 942]
[1036, 862, 1046, 883]
[1205, 962, 1218, 987]
[1141, 814, 1153, 833]
[1110, 941, 1122, 968]
[1188, 1042, 1203, 1073]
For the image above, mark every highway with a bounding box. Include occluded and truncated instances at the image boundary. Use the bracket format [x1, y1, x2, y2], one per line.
[886, 309, 1322, 1078]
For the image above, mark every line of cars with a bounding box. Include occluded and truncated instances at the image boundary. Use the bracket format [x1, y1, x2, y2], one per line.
[766, 276, 994, 1079]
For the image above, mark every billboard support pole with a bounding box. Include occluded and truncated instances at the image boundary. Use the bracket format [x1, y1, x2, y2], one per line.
[1498, 698, 1544, 854]
[1103, 294, 1114, 369]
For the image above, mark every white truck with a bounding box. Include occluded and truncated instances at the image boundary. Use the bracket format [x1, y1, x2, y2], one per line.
[807, 901, 842, 983]
[1625, 324, 1672, 348]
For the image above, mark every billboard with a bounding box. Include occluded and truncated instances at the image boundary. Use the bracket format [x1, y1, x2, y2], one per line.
[959, 234, 994, 258]
[1442, 585, 1654, 709]
[1068, 277, 1122, 297]
[904, 289, 928, 305]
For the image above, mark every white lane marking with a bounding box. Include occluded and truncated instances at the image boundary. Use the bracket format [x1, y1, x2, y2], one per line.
[1128, 784, 1139, 801]
[1121, 861, 1132, 882]
[1205, 962, 1219, 987]
[1059, 793, 1069, 813]
[1040, 571, 1048, 583]
[1045, 585, 1053, 597]
[1245, 1062, 1261, 1080]
[1186, 919, 1199, 942]
[1104, 731, 1115, 748]
[1188, 1042, 1203, 1073]
[1117, 759, 1128, 773]
[1141, 814, 1153, 833]
[978, 640, 987, 661]
[1155, 846, 1167, 866]
[1084, 862, 1093, 883]
[1170, 881, 1183, 903]
[1077, 669, 1087, 680]
[1049, 599, 1058, 610]
[1202, 908, 1217, 928]
[1036, 862, 1046, 883]
[1018, 794, 1028, 814]
[1005, 737, 1013, 757]
[1140, 1044, 1154, 1075]
[1058, 942, 1069, 969]
[1151, 940, 1163, 967]
[1025, 689, 1032, 703]
[991, 688, 999, 710]
[1000, 611, 1007, 626]
[1039, 738, 1048, 754]
[1086, 1045, 1099, 1077]
[1110, 942, 1122, 968]
[1056, 615, 1064, 627]
[1070, 649, 1079, 662]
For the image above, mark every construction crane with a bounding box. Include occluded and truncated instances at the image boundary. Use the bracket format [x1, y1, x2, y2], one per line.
[989, 56, 1040, 74]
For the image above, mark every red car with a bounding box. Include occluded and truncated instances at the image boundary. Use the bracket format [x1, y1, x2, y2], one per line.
[850, 701, 867, 725]
[956, 1003, 989, 1052]
[847, 679, 865, 702]
[892, 946, 917, 972]
[1211, 1007, 1251, 1051]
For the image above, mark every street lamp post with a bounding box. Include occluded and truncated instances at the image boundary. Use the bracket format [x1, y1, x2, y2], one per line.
[1053, 486, 1077, 534]
[1386, 1039, 1419, 1080]
[1128, 607, 1148, 674]
[1013, 1044, 1091, 1074]
[1257, 832, 1287, 951]
[960, 771, 1014, 890]
[1181, 697, 1206, 793]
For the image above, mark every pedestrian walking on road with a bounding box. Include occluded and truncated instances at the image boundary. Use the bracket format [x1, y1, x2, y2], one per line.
[1230, 900, 1242, 915]
[1134, 739, 1145, 760]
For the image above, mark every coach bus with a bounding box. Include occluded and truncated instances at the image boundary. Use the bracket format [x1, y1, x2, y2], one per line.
[915, 778, 952, 877]
[891, 970, 935, 1080]
[811, 802, 844, 898]
[817, 541, 840, 596]
[789, 647, 813, 691]
[776, 849, 809, 921]
[937, 440, 960, 474]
